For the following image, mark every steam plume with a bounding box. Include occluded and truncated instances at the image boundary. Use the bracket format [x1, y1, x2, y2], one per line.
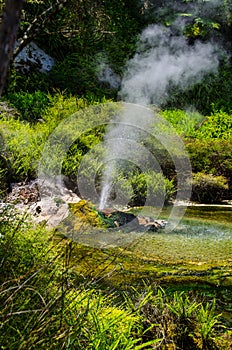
[119, 24, 220, 106]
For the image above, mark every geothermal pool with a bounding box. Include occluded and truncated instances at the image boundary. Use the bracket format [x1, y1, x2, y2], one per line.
[68, 204, 232, 265]
[69, 204, 232, 289]
[129, 205, 232, 263]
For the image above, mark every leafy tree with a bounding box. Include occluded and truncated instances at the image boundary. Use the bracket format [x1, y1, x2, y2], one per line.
[146, 0, 232, 45]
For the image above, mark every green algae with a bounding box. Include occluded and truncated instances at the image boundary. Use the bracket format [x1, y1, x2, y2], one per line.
[58, 203, 232, 294]
[69, 200, 104, 227]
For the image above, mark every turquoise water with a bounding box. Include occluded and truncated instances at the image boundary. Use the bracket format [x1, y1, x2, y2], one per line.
[129, 205, 232, 263]
[70, 204, 232, 289]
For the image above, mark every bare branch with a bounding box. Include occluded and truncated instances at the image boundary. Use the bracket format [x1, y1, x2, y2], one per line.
[13, 0, 68, 59]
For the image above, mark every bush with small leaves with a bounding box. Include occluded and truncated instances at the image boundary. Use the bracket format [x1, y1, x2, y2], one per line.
[191, 172, 229, 203]
[6, 91, 50, 122]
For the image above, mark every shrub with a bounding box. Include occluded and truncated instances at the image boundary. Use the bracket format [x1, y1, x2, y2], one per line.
[162, 109, 204, 138]
[163, 63, 232, 115]
[42, 92, 109, 130]
[0, 93, 111, 183]
[0, 154, 11, 197]
[195, 110, 232, 140]
[186, 139, 232, 197]
[0, 118, 47, 180]
[0, 204, 57, 284]
[6, 91, 51, 122]
[191, 172, 229, 203]
[129, 170, 175, 207]
[6, 66, 51, 94]
[85, 167, 175, 208]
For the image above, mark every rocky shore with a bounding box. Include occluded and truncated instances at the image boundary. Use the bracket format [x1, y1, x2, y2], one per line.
[1, 180, 167, 232]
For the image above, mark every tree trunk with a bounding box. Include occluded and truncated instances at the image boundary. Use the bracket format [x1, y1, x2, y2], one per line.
[0, 0, 24, 97]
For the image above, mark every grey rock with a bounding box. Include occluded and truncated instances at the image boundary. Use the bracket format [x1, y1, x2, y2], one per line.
[14, 41, 54, 73]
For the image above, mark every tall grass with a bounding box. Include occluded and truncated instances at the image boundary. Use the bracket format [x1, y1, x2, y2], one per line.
[0, 207, 231, 349]
[0, 207, 156, 349]
[124, 287, 232, 350]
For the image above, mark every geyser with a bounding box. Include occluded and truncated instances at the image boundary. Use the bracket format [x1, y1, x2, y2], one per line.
[99, 22, 221, 210]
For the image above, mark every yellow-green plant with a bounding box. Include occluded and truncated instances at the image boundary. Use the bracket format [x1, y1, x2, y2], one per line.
[195, 110, 232, 140]
[162, 109, 204, 138]
[0, 207, 161, 349]
[194, 300, 222, 350]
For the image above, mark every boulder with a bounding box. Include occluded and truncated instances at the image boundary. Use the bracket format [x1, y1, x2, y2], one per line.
[99, 209, 167, 231]
[99, 208, 139, 229]
[14, 41, 54, 73]
[137, 216, 168, 231]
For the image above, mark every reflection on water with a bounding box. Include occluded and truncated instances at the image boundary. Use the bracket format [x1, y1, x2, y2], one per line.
[70, 205, 232, 288]
[185, 205, 232, 224]
[131, 205, 232, 263]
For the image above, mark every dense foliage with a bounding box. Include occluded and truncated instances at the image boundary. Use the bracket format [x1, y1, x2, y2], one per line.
[0, 2, 232, 348]
[0, 0, 231, 112]
[0, 95, 232, 203]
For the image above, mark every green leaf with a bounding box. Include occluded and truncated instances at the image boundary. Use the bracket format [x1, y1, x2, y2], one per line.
[134, 338, 162, 350]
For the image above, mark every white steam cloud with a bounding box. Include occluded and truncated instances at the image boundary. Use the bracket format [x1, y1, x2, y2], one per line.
[96, 54, 121, 89]
[97, 6, 224, 210]
[120, 24, 220, 105]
